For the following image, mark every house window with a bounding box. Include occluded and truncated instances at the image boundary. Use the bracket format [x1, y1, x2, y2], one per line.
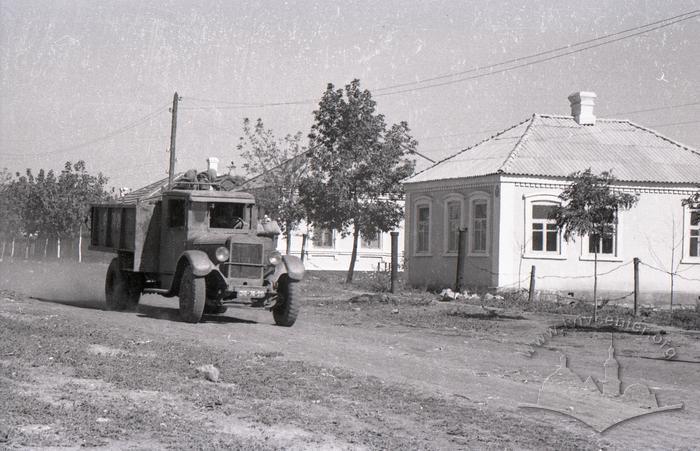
[361, 234, 382, 249]
[689, 208, 700, 258]
[589, 231, 615, 254]
[531, 204, 558, 253]
[312, 228, 334, 248]
[588, 225, 617, 256]
[471, 199, 488, 254]
[416, 204, 430, 253]
[446, 200, 461, 253]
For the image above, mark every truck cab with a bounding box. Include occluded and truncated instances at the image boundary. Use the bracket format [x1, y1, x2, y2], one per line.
[90, 184, 304, 326]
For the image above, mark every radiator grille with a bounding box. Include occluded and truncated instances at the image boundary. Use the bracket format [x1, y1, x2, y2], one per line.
[225, 242, 264, 279]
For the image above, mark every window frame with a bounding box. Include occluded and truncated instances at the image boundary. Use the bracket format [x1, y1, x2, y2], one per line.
[523, 194, 565, 260]
[682, 203, 700, 264]
[468, 193, 490, 257]
[443, 194, 464, 255]
[580, 211, 623, 262]
[414, 197, 432, 256]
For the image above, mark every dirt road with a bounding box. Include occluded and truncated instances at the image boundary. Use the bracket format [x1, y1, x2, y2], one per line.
[1, 262, 699, 449]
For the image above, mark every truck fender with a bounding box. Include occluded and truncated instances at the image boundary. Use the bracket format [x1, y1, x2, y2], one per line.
[179, 250, 215, 276]
[268, 255, 306, 286]
[169, 250, 215, 295]
[282, 255, 305, 281]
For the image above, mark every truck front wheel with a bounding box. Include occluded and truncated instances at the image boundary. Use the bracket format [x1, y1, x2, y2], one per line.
[105, 258, 141, 311]
[272, 277, 299, 327]
[179, 264, 206, 323]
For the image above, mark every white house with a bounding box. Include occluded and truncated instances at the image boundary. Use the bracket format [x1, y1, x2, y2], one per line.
[275, 221, 402, 272]
[403, 92, 700, 304]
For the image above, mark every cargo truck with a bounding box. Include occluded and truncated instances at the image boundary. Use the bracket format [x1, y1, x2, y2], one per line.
[89, 170, 304, 326]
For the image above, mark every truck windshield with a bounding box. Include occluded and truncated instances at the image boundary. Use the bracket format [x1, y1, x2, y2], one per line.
[209, 202, 246, 229]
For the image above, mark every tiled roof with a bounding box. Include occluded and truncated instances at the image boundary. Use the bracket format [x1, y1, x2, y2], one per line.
[405, 114, 700, 185]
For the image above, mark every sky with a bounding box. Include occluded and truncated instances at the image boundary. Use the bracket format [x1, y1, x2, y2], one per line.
[1, 0, 698, 189]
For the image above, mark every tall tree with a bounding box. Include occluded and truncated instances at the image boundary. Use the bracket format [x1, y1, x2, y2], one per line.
[0, 162, 108, 260]
[552, 169, 638, 322]
[55, 161, 109, 259]
[300, 79, 416, 283]
[237, 118, 308, 254]
[0, 168, 23, 257]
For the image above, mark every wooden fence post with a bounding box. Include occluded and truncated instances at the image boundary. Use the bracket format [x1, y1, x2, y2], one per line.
[528, 265, 536, 302]
[455, 228, 467, 292]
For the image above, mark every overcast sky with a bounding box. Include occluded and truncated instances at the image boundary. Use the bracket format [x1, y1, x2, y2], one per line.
[1, 0, 698, 189]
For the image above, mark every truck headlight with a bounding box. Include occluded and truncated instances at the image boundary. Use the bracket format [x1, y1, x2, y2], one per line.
[215, 246, 230, 262]
[268, 251, 283, 266]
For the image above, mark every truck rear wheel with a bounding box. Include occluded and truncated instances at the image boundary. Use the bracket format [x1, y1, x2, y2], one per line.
[272, 278, 299, 327]
[179, 265, 206, 323]
[105, 258, 141, 311]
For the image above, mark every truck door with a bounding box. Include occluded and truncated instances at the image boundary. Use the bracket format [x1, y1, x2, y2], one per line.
[160, 196, 188, 288]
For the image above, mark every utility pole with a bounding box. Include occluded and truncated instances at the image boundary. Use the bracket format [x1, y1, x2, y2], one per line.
[168, 92, 180, 188]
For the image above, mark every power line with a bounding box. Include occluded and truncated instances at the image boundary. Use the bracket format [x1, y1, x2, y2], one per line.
[374, 12, 700, 97]
[179, 97, 314, 110]
[647, 119, 700, 128]
[174, 11, 698, 110]
[1, 103, 170, 158]
[613, 101, 700, 116]
[373, 10, 699, 94]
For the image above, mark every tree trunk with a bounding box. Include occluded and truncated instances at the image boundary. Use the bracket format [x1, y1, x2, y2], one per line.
[346, 221, 360, 284]
[44, 237, 49, 259]
[285, 220, 292, 255]
[10, 238, 15, 258]
[593, 249, 598, 324]
[1, 240, 5, 260]
[57, 237, 61, 260]
[78, 223, 83, 263]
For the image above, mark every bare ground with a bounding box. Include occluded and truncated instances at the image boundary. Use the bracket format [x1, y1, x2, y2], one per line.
[1, 261, 699, 450]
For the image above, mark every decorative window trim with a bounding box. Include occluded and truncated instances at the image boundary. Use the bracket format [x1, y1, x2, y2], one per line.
[681, 203, 700, 264]
[443, 194, 464, 256]
[523, 194, 563, 259]
[468, 192, 490, 257]
[414, 196, 432, 256]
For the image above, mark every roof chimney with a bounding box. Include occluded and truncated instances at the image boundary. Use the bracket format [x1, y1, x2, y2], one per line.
[568, 91, 597, 125]
[206, 157, 219, 176]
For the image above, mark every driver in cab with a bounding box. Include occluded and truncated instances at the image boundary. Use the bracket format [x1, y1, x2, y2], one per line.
[209, 203, 245, 229]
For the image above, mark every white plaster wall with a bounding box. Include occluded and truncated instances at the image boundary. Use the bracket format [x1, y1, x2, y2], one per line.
[497, 176, 700, 305]
[404, 176, 500, 290]
[276, 220, 404, 272]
